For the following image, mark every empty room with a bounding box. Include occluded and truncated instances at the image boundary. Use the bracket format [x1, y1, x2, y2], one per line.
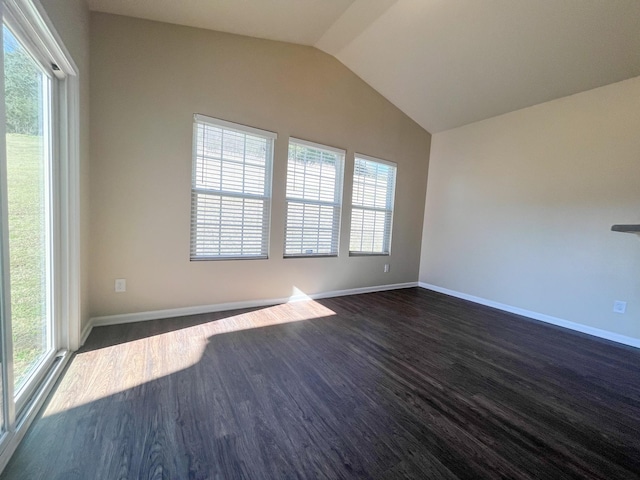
[0, 0, 638, 478]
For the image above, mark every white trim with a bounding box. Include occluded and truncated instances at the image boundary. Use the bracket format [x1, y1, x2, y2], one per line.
[0, 0, 82, 472]
[90, 282, 418, 328]
[355, 152, 397, 168]
[61, 74, 81, 350]
[289, 137, 346, 156]
[3, 1, 81, 353]
[0, 351, 70, 474]
[80, 321, 93, 346]
[3, 0, 81, 354]
[24, 0, 82, 353]
[418, 283, 640, 349]
[0, 0, 16, 450]
[14, 348, 57, 415]
[5, 0, 77, 76]
[193, 114, 277, 139]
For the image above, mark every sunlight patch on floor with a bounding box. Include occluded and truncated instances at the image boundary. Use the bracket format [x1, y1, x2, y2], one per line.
[202, 297, 335, 338]
[43, 298, 336, 416]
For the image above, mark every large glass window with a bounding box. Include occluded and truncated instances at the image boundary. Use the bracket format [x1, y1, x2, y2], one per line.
[0, 0, 81, 457]
[4, 24, 53, 393]
[284, 138, 345, 257]
[191, 114, 275, 260]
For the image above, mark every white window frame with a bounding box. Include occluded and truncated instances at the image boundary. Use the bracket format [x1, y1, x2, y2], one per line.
[0, 0, 80, 469]
[190, 114, 276, 261]
[284, 138, 345, 258]
[349, 153, 397, 256]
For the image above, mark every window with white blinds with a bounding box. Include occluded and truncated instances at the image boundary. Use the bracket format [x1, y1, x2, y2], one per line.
[285, 138, 345, 257]
[350, 154, 397, 255]
[191, 114, 276, 260]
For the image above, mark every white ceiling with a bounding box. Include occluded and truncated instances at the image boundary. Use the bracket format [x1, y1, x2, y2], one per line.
[87, 0, 640, 133]
[84, 0, 357, 45]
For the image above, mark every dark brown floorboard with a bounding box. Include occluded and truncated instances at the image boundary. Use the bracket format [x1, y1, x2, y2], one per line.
[2, 288, 640, 479]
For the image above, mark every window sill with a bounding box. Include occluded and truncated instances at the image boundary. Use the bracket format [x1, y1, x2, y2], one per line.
[283, 254, 338, 259]
[190, 255, 269, 261]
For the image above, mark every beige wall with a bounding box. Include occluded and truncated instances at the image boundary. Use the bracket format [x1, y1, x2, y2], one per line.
[420, 76, 640, 340]
[89, 13, 430, 317]
[39, 0, 91, 331]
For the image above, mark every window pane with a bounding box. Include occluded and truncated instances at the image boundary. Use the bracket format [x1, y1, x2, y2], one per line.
[349, 208, 390, 253]
[350, 157, 396, 255]
[4, 25, 52, 391]
[286, 144, 339, 202]
[191, 116, 273, 259]
[192, 193, 268, 258]
[285, 202, 340, 256]
[284, 140, 344, 257]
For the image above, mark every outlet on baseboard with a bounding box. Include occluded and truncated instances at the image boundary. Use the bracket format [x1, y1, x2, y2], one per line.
[613, 300, 626, 314]
[115, 278, 126, 293]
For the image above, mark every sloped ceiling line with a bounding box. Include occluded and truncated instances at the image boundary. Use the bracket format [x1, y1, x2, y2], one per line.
[87, 0, 640, 134]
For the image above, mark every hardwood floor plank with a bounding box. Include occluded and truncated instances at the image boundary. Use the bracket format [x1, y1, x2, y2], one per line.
[2, 288, 640, 479]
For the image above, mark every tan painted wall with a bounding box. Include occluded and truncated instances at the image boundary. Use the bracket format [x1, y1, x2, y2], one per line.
[40, 0, 91, 331]
[420, 76, 640, 340]
[89, 13, 430, 317]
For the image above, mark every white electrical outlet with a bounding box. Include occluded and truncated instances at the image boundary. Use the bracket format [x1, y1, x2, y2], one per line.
[115, 278, 126, 293]
[613, 300, 626, 314]
[384, 264, 390, 273]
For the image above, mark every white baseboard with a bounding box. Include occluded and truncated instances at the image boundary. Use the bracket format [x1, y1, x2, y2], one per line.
[80, 321, 93, 346]
[85, 282, 419, 335]
[418, 282, 640, 349]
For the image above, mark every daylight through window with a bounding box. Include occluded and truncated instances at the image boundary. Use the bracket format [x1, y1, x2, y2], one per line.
[350, 154, 397, 255]
[284, 138, 345, 257]
[191, 115, 275, 260]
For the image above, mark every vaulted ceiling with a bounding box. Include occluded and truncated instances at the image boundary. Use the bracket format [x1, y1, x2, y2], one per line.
[86, 0, 640, 133]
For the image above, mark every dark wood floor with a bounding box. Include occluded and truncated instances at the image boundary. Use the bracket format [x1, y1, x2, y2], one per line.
[2, 288, 640, 479]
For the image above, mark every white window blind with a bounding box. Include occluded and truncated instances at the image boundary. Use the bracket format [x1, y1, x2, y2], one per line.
[191, 114, 276, 260]
[285, 138, 345, 257]
[350, 154, 397, 255]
